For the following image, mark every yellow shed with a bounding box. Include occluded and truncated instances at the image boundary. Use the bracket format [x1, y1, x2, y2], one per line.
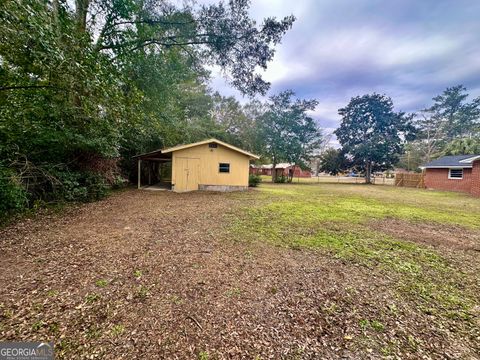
[134, 139, 259, 192]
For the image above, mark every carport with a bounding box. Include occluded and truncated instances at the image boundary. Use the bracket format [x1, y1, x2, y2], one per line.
[133, 149, 172, 190]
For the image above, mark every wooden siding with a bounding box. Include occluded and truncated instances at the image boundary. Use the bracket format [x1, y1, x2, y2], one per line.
[171, 143, 250, 192]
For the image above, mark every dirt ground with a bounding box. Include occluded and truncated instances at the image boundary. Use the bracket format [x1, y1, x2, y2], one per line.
[371, 218, 480, 252]
[0, 188, 479, 359]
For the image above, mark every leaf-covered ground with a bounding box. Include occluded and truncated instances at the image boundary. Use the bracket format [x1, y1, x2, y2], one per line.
[0, 184, 479, 359]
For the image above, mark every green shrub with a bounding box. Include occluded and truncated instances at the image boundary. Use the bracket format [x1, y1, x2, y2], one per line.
[111, 175, 128, 189]
[0, 168, 28, 218]
[248, 174, 262, 187]
[0, 164, 111, 221]
[53, 170, 109, 202]
[83, 172, 109, 200]
[274, 174, 287, 183]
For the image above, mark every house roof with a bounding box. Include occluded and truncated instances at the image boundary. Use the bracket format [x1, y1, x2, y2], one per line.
[134, 138, 259, 160]
[421, 154, 480, 169]
[250, 164, 272, 169]
[460, 155, 480, 163]
[275, 163, 293, 169]
[252, 163, 294, 169]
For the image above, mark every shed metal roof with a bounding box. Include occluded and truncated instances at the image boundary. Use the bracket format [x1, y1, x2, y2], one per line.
[133, 138, 259, 160]
[421, 154, 480, 169]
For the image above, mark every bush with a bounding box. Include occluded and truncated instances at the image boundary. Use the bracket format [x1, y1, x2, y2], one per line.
[53, 170, 110, 202]
[274, 174, 287, 183]
[248, 174, 262, 187]
[0, 163, 113, 222]
[111, 175, 129, 189]
[0, 169, 28, 218]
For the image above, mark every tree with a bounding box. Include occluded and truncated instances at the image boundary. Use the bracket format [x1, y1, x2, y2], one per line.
[414, 113, 445, 162]
[0, 0, 294, 217]
[309, 132, 333, 175]
[401, 85, 480, 171]
[210, 92, 252, 147]
[396, 142, 424, 172]
[318, 148, 349, 175]
[258, 91, 322, 182]
[425, 85, 480, 140]
[335, 94, 415, 183]
[443, 137, 480, 155]
[83, 0, 294, 96]
[241, 99, 267, 155]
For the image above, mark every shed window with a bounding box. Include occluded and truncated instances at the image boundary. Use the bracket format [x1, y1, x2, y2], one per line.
[209, 143, 218, 148]
[219, 163, 230, 173]
[448, 169, 463, 179]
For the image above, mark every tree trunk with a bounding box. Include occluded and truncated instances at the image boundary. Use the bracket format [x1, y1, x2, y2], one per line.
[288, 165, 295, 182]
[75, 0, 89, 33]
[52, 0, 61, 39]
[365, 160, 372, 184]
[271, 159, 277, 183]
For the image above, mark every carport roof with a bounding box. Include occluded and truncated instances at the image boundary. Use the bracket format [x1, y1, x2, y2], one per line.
[421, 154, 480, 169]
[132, 149, 172, 161]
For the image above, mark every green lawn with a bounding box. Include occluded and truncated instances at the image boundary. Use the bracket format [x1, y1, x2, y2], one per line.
[241, 183, 480, 228]
[258, 174, 396, 185]
[230, 183, 480, 355]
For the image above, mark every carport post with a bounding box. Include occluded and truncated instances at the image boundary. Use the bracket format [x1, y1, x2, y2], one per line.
[148, 163, 151, 185]
[137, 159, 141, 189]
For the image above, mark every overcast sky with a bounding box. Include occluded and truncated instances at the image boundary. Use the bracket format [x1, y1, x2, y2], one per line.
[205, 0, 480, 143]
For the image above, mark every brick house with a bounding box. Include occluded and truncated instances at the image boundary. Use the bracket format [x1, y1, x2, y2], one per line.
[250, 163, 312, 178]
[250, 164, 274, 176]
[421, 155, 480, 196]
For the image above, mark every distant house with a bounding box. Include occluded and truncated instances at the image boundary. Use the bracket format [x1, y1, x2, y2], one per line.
[134, 139, 259, 192]
[421, 155, 480, 196]
[250, 164, 273, 176]
[250, 163, 312, 178]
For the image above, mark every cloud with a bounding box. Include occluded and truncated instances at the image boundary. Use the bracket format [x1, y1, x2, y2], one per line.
[202, 0, 480, 139]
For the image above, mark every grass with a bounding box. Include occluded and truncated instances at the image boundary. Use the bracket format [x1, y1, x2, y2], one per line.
[95, 279, 108, 288]
[231, 183, 480, 320]
[85, 325, 102, 339]
[238, 183, 480, 228]
[225, 287, 242, 297]
[85, 293, 101, 304]
[359, 319, 385, 332]
[110, 324, 125, 337]
[32, 320, 45, 331]
[198, 351, 209, 360]
[135, 285, 150, 300]
[258, 174, 396, 185]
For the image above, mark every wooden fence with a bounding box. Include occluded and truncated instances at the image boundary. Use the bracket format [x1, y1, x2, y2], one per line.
[395, 173, 425, 188]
